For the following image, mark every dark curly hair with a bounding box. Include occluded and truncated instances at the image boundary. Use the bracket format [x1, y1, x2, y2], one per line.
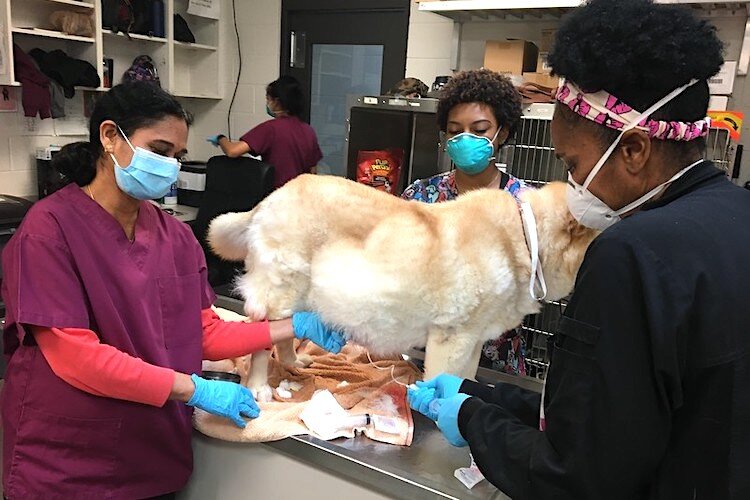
[437, 69, 522, 140]
[548, 0, 724, 159]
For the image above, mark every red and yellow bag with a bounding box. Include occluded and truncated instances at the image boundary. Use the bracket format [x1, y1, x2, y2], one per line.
[356, 148, 404, 195]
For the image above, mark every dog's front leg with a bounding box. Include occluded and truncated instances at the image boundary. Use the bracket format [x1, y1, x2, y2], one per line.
[276, 338, 313, 369]
[247, 349, 274, 402]
[424, 328, 483, 381]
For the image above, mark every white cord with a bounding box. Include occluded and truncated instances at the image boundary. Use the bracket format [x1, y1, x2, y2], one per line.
[365, 350, 409, 388]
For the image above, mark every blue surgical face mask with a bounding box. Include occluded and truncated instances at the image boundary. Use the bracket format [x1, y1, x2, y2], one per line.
[110, 124, 180, 200]
[266, 104, 275, 118]
[446, 128, 502, 175]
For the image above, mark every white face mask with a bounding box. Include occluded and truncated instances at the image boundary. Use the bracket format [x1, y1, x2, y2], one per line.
[566, 79, 703, 231]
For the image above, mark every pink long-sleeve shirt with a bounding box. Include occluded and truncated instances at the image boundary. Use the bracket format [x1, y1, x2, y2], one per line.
[32, 308, 271, 407]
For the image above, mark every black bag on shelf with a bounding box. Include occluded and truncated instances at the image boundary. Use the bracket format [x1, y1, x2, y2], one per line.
[174, 14, 195, 43]
[102, 0, 134, 35]
[130, 0, 154, 36]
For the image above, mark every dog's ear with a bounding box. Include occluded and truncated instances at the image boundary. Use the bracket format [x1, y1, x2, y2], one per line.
[207, 211, 253, 261]
[565, 209, 598, 242]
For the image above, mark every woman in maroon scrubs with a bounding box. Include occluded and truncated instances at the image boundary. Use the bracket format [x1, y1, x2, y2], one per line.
[1, 82, 344, 499]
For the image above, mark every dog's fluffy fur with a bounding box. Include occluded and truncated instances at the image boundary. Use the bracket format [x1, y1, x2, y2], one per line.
[208, 175, 597, 386]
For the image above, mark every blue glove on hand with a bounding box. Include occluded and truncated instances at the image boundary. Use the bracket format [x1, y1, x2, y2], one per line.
[415, 373, 464, 399]
[408, 386, 442, 420]
[434, 393, 471, 447]
[292, 312, 346, 353]
[206, 134, 223, 146]
[186, 374, 260, 428]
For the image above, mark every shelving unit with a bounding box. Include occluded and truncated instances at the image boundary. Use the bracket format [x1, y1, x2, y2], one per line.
[0, 0, 222, 99]
[418, 0, 750, 75]
[167, 0, 220, 99]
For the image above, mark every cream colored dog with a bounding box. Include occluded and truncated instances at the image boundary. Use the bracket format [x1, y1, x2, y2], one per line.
[208, 175, 597, 394]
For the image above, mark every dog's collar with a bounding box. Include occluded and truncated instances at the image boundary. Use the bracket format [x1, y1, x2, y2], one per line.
[518, 201, 547, 301]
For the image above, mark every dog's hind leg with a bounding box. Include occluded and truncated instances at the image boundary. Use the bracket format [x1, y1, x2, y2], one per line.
[424, 329, 482, 381]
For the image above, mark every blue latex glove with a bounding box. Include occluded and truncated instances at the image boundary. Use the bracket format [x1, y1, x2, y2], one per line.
[206, 134, 223, 146]
[186, 374, 260, 428]
[434, 393, 471, 447]
[415, 373, 463, 399]
[408, 386, 439, 420]
[292, 312, 346, 353]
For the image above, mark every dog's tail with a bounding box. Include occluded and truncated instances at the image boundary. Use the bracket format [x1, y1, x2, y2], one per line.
[207, 210, 256, 261]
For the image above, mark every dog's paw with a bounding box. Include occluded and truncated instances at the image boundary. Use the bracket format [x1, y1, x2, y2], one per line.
[251, 384, 274, 403]
[294, 354, 314, 368]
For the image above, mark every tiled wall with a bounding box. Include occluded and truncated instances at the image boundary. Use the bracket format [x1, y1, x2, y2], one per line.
[0, 90, 88, 197]
[404, 3, 455, 93]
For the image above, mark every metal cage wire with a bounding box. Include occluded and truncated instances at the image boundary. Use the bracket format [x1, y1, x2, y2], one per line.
[500, 107, 735, 380]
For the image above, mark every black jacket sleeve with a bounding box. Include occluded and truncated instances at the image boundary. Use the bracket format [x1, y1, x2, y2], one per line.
[456, 233, 691, 499]
[460, 379, 541, 428]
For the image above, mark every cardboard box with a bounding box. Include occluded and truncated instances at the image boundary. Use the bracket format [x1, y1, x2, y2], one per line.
[708, 95, 729, 112]
[484, 40, 539, 75]
[523, 72, 560, 89]
[540, 29, 557, 52]
[708, 61, 737, 95]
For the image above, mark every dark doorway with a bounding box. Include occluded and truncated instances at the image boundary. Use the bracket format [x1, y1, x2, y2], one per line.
[281, 0, 410, 175]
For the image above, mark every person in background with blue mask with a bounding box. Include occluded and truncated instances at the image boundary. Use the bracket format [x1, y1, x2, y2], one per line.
[207, 75, 323, 189]
[0, 82, 345, 499]
[409, 0, 750, 498]
[402, 69, 530, 377]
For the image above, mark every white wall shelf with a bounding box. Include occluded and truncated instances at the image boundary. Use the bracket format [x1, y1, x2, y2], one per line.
[11, 27, 95, 43]
[1, 1, 223, 99]
[173, 40, 217, 51]
[173, 91, 222, 100]
[102, 29, 167, 44]
[44, 0, 95, 8]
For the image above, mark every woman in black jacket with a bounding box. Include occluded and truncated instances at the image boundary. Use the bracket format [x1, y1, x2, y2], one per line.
[409, 1, 750, 498]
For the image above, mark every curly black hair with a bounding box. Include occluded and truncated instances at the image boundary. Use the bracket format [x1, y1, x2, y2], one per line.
[548, 0, 724, 157]
[437, 69, 522, 139]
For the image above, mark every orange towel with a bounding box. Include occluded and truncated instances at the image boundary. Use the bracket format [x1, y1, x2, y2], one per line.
[194, 340, 420, 445]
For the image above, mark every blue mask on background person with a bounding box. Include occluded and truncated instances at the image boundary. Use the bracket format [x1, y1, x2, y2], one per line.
[445, 128, 502, 175]
[110, 124, 180, 200]
[266, 104, 276, 117]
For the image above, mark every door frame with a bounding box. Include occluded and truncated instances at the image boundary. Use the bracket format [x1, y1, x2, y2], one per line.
[279, 0, 411, 98]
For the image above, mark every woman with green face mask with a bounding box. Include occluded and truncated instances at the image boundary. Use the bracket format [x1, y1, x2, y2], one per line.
[207, 75, 323, 189]
[401, 69, 529, 377]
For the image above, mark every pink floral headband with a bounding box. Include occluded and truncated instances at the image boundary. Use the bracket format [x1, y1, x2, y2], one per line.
[555, 78, 710, 142]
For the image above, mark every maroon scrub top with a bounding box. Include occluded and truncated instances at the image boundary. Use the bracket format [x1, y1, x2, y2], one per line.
[1, 184, 215, 499]
[240, 115, 323, 188]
